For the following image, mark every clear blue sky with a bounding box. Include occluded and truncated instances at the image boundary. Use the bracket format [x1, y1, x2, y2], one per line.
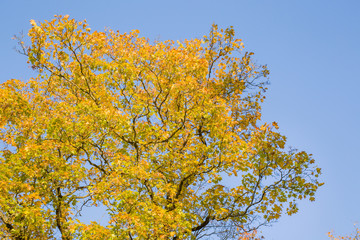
[1, 1, 359, 239]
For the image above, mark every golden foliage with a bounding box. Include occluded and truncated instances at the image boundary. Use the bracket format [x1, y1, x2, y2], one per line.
[0, 15, 322, 239]
[329, 225, 360, 240]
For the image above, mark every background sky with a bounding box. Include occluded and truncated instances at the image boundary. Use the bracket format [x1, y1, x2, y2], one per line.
[1, 0, 359, 239]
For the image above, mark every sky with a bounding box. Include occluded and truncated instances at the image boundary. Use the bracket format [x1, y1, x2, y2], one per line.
[1, 0, 359, 239]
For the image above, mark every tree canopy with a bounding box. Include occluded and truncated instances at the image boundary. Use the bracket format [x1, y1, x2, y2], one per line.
[0, 15, 322, 239]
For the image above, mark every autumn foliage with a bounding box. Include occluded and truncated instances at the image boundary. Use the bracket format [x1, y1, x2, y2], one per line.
[329, 226, 360, 240]
[0, 15, 322, 239]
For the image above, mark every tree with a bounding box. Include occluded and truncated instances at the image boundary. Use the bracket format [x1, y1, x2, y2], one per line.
[0, 15, 322, 239]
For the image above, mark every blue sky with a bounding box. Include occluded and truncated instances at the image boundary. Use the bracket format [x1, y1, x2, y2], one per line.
[1, 0, 359, 239]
